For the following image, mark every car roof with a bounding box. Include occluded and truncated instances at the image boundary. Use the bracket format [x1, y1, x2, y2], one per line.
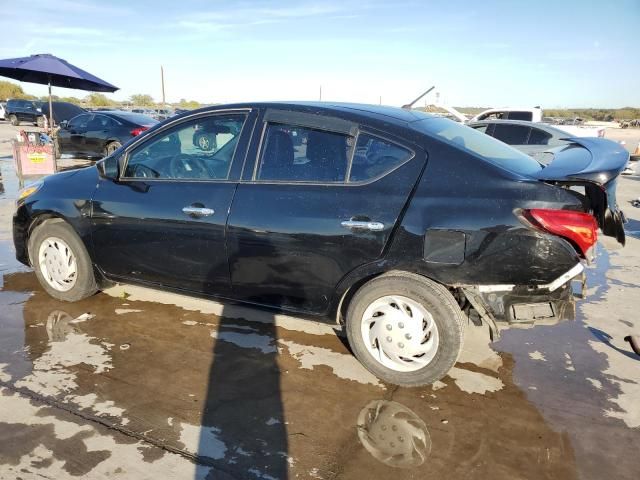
[186, 101, 435, 127]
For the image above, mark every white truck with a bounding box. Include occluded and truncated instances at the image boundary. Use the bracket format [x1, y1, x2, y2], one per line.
[469, 106, 605, 138]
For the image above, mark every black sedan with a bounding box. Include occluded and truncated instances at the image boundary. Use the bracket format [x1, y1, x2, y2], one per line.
[13, 102, 628, 386]
[56, 111, 158, 158]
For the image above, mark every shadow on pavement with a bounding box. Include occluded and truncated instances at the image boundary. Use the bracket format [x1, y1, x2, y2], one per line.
[197, 305, 288, 480]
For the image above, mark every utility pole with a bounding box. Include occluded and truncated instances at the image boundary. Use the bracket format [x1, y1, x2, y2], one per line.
[160, 65, 166, 108]
[379, 95, 382, 105]
[319, 85, 322, 101]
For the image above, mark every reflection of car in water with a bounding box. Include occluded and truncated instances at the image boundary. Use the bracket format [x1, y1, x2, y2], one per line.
[357, 400, 431, 468]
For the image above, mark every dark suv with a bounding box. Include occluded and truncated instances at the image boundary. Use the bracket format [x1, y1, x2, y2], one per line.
[12, 102, 628, 386]
[5, 98, 44, 126]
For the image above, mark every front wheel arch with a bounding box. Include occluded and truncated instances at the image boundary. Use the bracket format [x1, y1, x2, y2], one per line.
[26, 216, 66, 265]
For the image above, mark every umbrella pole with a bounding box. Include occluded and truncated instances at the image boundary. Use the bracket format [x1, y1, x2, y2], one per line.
[48, 79, 57, 172]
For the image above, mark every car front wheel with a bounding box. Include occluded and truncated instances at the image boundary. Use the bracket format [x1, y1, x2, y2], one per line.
[28, 221, 98, 302]
[346, 273, 464, 387]
[9, 114, 19, 126]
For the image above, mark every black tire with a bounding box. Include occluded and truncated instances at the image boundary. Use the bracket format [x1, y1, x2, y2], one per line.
[28, 221, 98, 302]
[346, 272, 464, 387]
[9, 114, 19, 126]
[105, 141, 122, 157]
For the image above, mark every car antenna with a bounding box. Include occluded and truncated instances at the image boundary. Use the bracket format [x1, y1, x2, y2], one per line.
[401, 86, 435, 109]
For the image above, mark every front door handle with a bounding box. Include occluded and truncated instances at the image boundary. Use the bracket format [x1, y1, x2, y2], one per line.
[182, 206, 215, 217]
[341, 220, 385, 231]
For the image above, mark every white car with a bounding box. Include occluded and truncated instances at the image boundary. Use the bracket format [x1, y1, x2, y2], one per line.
[0, 103, 6, 120]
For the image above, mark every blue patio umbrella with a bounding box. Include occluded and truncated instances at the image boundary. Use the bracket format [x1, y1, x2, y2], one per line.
[0, 53, 118, 128]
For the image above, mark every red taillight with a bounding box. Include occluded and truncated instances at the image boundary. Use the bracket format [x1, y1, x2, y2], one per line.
[131, 126, 148, 136]
[525, 208, 598, 257]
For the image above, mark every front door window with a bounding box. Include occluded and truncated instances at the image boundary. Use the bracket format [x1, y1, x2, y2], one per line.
[124, 114, 246, 180]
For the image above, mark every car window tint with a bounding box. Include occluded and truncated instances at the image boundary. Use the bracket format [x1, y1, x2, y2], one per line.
[350, 134, 412, 181]
[413, 117, 542, 176]
[491, 124, 530, 145]
[470, 124, 488, 133]
[527, 128, 552, 145]
[506, 111, 533, 121]
[124, 114, 245, 180]
[257, 123, 353, 182]
[69, 114, 92, 130]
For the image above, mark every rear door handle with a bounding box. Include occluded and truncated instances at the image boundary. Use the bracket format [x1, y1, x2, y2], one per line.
[182, 206, 215, 217]
[341, 220, 385, 231]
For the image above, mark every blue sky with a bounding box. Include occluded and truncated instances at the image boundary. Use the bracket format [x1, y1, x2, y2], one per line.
[0, 0, 638, 107]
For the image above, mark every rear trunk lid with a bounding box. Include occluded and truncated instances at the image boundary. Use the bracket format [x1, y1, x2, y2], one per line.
[531, 137, 628, 245]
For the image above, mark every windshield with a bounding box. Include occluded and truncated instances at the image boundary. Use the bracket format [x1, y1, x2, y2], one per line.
[412, 117, 543, 176]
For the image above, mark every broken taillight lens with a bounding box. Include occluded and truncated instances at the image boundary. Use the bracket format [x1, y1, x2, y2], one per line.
[525, 208, 598, 257]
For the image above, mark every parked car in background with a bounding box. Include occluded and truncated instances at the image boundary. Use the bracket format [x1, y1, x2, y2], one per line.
[56, 111, 158, 158]
[131, 108, 155, 116]
[0, 102, 6, 120]
[153, 108, 174, 121]
[470, 106, 605, 138]
[4, 98, 44, 126]
[41, 101, 86, 127]
[13, 102, 628, 387]
[468, 120, 575, 163]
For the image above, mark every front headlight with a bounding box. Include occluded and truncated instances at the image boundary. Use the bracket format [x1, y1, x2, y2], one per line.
[17, 181, 43, 202]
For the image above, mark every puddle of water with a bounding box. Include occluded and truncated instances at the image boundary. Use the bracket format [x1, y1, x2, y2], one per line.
[494, 244, 639, 480]
[0, 271, 584, 479]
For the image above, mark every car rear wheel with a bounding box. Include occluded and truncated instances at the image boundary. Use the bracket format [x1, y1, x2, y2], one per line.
[28, 221, 98, 302]
[9, 114, 19, 126]
[346, 273, 464, 387]
[105, 141, 122, 157]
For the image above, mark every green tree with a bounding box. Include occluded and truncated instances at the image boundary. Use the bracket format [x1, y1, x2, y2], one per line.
[85, 93, 116, 107]
[0, 80, 31, 100]
[59, 96, 83, 105]
[178, 98, 201, 109]
[130, 94, 155, 106]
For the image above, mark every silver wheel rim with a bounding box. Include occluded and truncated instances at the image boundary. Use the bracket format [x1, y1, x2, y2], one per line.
[361, 295, 439, 372]
[199, 136, 210, 149]
[357, 400, 431, 468]
[38, 237, 78, 292]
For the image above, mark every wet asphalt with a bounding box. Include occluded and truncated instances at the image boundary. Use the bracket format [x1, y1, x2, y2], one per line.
[0, 123, 638, 479]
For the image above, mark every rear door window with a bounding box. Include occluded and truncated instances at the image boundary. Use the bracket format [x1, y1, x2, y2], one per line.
[350, 134, 413, 181]
[256, 123, 353, 182]
[491, 124, 531, 145]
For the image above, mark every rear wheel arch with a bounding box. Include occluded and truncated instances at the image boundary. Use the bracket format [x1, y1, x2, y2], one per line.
[335, 268, 463, 324]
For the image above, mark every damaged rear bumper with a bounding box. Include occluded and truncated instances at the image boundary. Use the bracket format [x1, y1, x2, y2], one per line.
[462, 264, 584, 337]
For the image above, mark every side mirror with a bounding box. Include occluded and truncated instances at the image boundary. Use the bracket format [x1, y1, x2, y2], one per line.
[59, 120, 68, 129]
[97, 155, 120, 180]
